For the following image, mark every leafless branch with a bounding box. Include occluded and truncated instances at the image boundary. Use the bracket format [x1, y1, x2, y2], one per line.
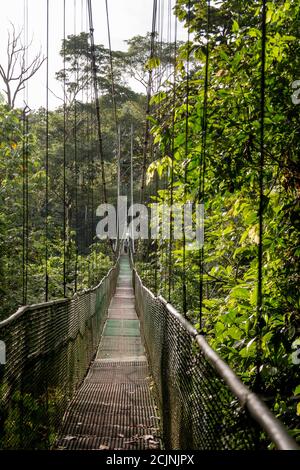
[0, 24, 45, 108]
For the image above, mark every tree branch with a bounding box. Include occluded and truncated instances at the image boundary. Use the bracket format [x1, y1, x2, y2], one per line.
[0, 24, 45, 108]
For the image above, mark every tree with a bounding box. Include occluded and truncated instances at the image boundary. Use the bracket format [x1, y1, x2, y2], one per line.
[0, 24, 45, 109]
[117, 34, 180, 93]
[140, 0, 300, 436]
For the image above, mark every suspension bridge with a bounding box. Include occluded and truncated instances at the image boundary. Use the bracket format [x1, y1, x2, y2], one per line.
[0, 0, 299, 452]
[0, 245, 298, 450]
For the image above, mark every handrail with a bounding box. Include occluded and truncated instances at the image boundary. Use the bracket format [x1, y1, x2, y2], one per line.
[0, 252, 120, 449]
[0, 257, 118, 329]
[158, 296, 299, 451]
[132, 262, 299, 450]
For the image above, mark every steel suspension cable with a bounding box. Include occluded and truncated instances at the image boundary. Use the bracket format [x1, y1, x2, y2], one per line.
[24, 1, 30, 304]
[45, 0, 49, 302]
[255, 0, 267, 392]
[198, 0, 210, 330]
[22, 109, 27, 305]
[85, 2, 92, 286]
[164, 0, 173, 298]
[168, 9, 177, 302]
[140, 0, 158, 204]
[117, 124, 121, 245]
[74, 0, 79, 292]
[104, 0, 120, 253]
[160, 0, 170, 297]
[22, 0, 29, 305]
[181, 0, 192, 317]
[87, 0, 108, 205]
[147, 0, 157, 292]
[152, 0, 162, 293]
[155, 0, 162, 294]
[63, 0, 67, 297]
[130, 124, 134, 252]
[20, 1, 29, 433]
[154, 161, 158, 295]
[90, 83, 95, 280]
[25, 111, 29, 302]
[85, 0, 95, 280]
[105, 0, 118, 136]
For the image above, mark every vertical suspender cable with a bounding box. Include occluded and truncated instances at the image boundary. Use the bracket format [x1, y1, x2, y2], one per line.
[154, 163, 158, 295]
[140, 0, 158, 204]
[81, 0, 88, 271]
[25, 1, 29, 303]
[86, 84, 91, 284]
[105, 0, 118, 136]
[22, 111, 29, 304]
[87, 0, 108, 205]
[45, 0, 49, 302]
[182, 0, 192, 317]
[152, 0, 159, 293]
[160, 0, 169, 297]
[168, 11, 177, 302]
[255, 0, 267, 392]
[63, 0, 67, 297]
[22, 0, 29, 305]
[154, 0, 161, 293]
[104, 0, 120, 254]
[130, 124, 134, 252]
[86, 0, 95, 279]
[22, 108, 26, 304]
[22, 0, 28, 304]
[90, 84, 95, 279]
[85, 3, 92, 285]
[199, 0, 210, 329]
[117, 124, 121, 245]
[20, 2, 29, 439]
[25, 111, 29, 301]
[74, 0, 78, 292]
[44, 0, 51, 421]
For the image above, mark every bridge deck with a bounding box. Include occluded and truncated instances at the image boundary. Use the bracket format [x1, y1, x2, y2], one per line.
[57, 256, 161, 450]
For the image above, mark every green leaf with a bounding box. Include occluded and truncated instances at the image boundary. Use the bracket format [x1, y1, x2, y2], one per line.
[248, 28, 261, 38]
[266, 10, 273, 24]
[247, 337, 256, 350]
[232, 20, 239, 34]
[294, 385, 300, 396]
[231, 286, 249, 300]
[145, 56, 161, 71]
[227, 326, 242, 340]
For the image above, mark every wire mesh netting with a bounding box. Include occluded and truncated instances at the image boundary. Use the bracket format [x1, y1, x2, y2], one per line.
[0, 262, 119, 449]
[0, 251, 297, 451]
[132, 267, 298, 450]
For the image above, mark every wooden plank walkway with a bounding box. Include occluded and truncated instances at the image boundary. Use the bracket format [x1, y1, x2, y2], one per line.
[57, 256, 161, 450]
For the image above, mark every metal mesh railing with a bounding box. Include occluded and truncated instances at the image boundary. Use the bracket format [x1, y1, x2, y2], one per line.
[0, 260, 119, 449]
[132, 267, 299, 450]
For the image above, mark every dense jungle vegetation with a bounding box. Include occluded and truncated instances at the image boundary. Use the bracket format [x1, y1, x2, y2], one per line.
[0, 31, 153, 317]
[0, 0, 299, 441]
[139, 0, 300, 440]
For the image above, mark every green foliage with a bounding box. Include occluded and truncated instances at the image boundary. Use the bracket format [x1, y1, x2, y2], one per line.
[0, 385, 62, 449]
[0, 102, 115, 318]
[0, 31, 157, 319]
[139, 0, 300, 437]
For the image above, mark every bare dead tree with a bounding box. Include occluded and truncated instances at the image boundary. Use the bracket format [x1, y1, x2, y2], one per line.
[0, 24, 45, 108]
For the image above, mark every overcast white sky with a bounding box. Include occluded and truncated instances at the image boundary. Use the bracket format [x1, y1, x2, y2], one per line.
[0, 0, 186, 110]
